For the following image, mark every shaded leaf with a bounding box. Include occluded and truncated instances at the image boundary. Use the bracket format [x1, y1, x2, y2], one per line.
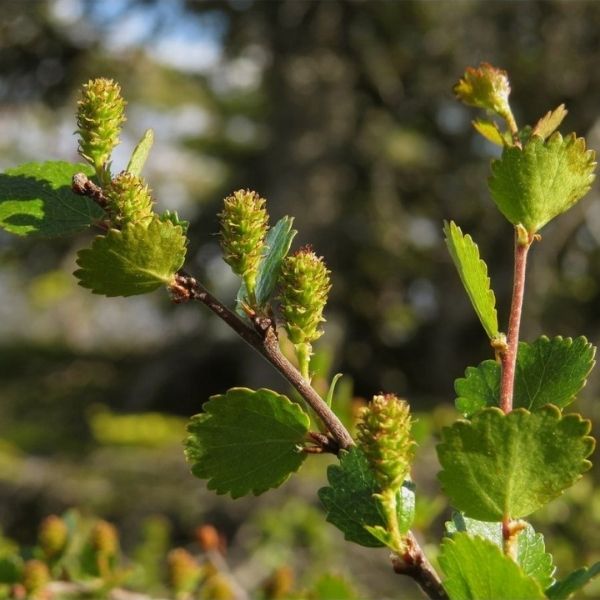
[75, 217, 187, 297]
[437, 406, 594, 521]
[0, 161, 103, 236]
[489, 132, 596, 233]
[444, 221, 499, 339]
[546, 562, 600, 600]
[127, 129, 154, 176]
[532, 105, 568, 141]
[439, 533, 545, 600]
[447, 514, 555, 588]
[185, 388, 310, 498]
[455, 360, 500, 417]
[318, 447, 415, 548]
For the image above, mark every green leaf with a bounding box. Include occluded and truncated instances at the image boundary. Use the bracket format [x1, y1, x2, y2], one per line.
[488, 132, 596, 233]
[75, 217, 187, 297]
[472, 120, 508, 147]
[159, 209, 189, 233]
[127, 129, 154, 176]
[447, 514, 555, 589]
[546, 562, 600, 600]
[318, 447, 415, 548]
[437, 406, 594, 521]
[455, 336, 595, 416]
[439, 533, 545, 600]
[444, 221, 499, 339]
[309, 573, 359, 600]
[0, 161, 104, 236]
[237, 216, 297, 311]
[185, 388, 310, 498]
[0, 555, 22, 584]
[532, 105, 568, 141]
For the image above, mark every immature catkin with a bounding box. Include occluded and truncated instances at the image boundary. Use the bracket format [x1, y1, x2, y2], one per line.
[218, 189, 269, 295]
[90, 520, 119, 557]
[357, 394, 415, 491]
[76, 78, 126, 173]
[167, 548, 201, 595]
[22, 560, 50, 598]
[38, 514, 68, 559]
[106, 171, 154, 226]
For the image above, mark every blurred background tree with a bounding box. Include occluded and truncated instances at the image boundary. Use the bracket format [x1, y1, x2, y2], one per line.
[1, 1, 600, 598]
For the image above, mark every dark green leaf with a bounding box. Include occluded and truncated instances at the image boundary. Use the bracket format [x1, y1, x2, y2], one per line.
[318, 447, 414, 548]
[0, 161, 104, 236]
[439, 533, 545, 600]
[0, 555, 22, 584]
[185, 388, 310, 498]
[75, 217, 187, 297]
[446, 514, 555, 588]
[444, 221, 499, 340]
[437, 406, 594, 521]
[489, 133, 596, 233]
[546, 562, 600, 600]
[127, 129, 154, 176]
[455, 360, 500, 417]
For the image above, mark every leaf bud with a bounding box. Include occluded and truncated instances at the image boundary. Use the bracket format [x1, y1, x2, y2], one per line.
[22, 560, 50, 599]
[167, 548, 202, 596]
[76, 78, 126, 175]
[357, 394, 415, 491]
[38, 515, 68, 559]
[106, 171, 154, 226]
[278, 247, 331, 377]
[218, 189, 269, 297]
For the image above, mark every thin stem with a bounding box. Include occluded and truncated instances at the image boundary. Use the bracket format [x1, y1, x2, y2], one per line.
[499, 228, 533, 414]
[391, 532, 448, 600]
[171, 272, 354, 450]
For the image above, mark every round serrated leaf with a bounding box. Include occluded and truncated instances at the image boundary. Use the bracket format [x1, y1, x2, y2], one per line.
[185, 388, 310, 498]
[437, 406, 594, 521]
[74, 217, 187, 297]
[439, 533, 546, 600]
[0, 161, 104, 236]
[489, 133, 596, 232]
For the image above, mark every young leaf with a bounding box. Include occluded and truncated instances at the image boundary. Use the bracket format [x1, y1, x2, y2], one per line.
[185, 388, 310, 498]
[444, 221, 499, 340]
[237, 216, 297, 310]
[488, 132, 596, 233]
[455, 360, 500, 417]
[455, 336, 595, 416]
[318, 447, 415, 548]
[127, 128, 154, 176]
[0, 161, 104, 236]
[472, 120, 508, 147]
[447, 514, 555, 589]
[546, 562, 600, 600]
[532, 104, 568, 141]
[439, 533, 546, 600]
[309, 573, 359, 600]
[437, 406, 594, 521]
[75, 217, 187, 297]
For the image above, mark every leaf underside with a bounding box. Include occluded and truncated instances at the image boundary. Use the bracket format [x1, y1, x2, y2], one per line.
[185, 387, 310, 498]
[0, 161, 104, 236]
[437, 406, 594, 521]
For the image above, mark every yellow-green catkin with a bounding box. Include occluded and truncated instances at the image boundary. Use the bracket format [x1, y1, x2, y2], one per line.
[38, 515, 68, 560]
[356, 394, 415, 492]
[218, 189, 269, 301]
[278, 247, 331, 379]
[167, 548, 202, 597]
[76, 78, 126, 180]
[106, 171, 154, 226]
[89, 520, 119, 579]
[22, 559, 50, 599]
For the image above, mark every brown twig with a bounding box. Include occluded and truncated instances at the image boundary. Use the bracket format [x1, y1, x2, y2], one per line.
[391, 532, 448, 600]
[170, 272, 354, 451]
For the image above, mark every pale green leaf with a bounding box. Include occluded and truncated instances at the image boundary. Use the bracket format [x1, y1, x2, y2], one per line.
[127, 129, 154, 176]
[546, 562, 600, 600]
[447, 514, 555, 588]
[489, 132, 596, 233]
[0, 161, 104, 236]
[532, 105, 568, 141]
[444, 221, 499, 339]
[439, 533, 546, 600]
[437, 406, 594, 521]
[309, 573, 359, 600]
[472, 120, 508, 147]
[74, 217, 187, 297]
[185, 388, 310, 498]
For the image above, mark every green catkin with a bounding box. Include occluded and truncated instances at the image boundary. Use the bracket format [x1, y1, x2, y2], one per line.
[106, 171, 154, 226]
